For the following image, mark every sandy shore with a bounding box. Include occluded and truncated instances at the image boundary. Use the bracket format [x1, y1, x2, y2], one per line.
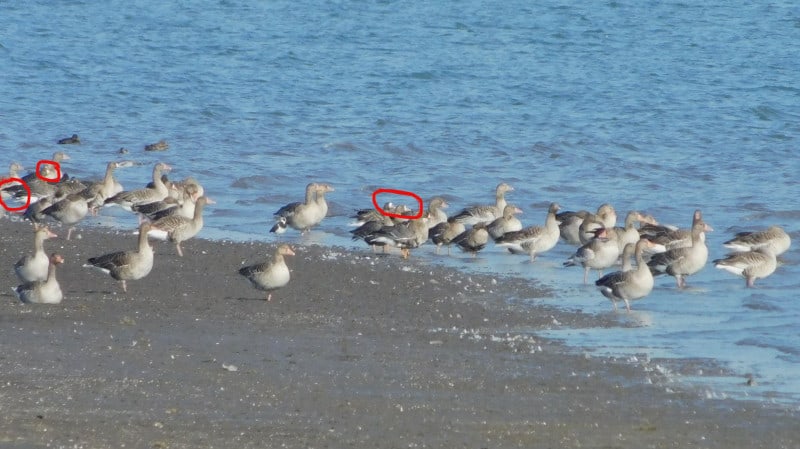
[1, 216, 797, 448]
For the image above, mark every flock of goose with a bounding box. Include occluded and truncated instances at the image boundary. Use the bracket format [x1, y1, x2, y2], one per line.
[1, 153, 793, 311]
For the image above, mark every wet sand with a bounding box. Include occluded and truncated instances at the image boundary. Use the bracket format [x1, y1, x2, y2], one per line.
[1, 217, 798, 448]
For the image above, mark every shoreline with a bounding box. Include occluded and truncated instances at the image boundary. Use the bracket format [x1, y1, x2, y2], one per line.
[1, 216, 798, 448]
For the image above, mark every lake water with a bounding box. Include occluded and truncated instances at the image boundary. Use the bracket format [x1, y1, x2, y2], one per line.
[2, 0, 799, 406]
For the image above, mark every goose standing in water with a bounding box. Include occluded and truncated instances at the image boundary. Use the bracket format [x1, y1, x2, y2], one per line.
[239, 244, 295, 301]
[578, 204, 617, 245]
[714, 248, 778, 288]
[596, 239, 658, 312]
[723, 225, 791, 256]
[647, 218, 712, 289]
[271, 183, 330, 234]
[85, 222, 155, 293]
[425, 197, 449, 229]
[614, 211, 658, 253]
[452, 182, 513, 226]
[564, 227, 621, 284]
[14, 225, 58, 282]
[429, 216, 466, 255]
[557, 209, 591, 245]
[13, 254, 65, 304]
[148, 196, 212, 257]
[486, 204, 523, 241]
[496, 202, 561, 261]
[640, 209, 709, 252]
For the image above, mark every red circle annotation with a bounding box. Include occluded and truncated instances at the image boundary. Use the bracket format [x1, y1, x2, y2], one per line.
[371, 188, 424, 220]
[36, 160, 61, 183]
[0, 178, 31, 212]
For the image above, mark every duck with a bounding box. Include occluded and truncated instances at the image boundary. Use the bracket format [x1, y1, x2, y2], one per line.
[486, 204, 523, 241]
[271, 183, 330, 234]
[429, 216, 466, 255]
[148, 196, 212, 257]
[713, 248, 778, 288]
[13, 253, 65, 304]
[496, 202, 561, 261]
[57, 134, 81, 145]
[14, 225, 58, 282]
[578, 204, 617, 245]
[40, 189, 89, 240]
[144, 139, 169, 151]
[452, 222, 490, 257]
[596, 238, 658, 312]
[564, 227, 621, 284]
[647, 218, 712, 289]
[452, 182, 513, 226]
[723, 225, 791, 256]
[85, 222, 155, 293]
[105, 162, 172, 211]
[239, 244, 295, 301]
[364, 214, 429, 259]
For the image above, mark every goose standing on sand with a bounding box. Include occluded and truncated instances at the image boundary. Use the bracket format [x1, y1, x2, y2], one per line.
[351, 202, 397, 227]
[364, 214, 429, 259]
[85, 222, 155, 293]
[596, 239, 658, 312]
[13, 254, 65, 304]
[105, 162, 172, 211]
[453, 182, 513, 226]
[148, 196, 212, 257]
[40, 190, 89, 240]
[239, 244, 295, 301]
[14, 225, 58, 282]
[271, 183, 329, 234]
[429, 216, 466, 255]
[487, 204, 523, 241]
[723, 225, 791, 256]
[564, 227, 621, 284]
[648, 218, 712, 289]
[496, 202, 561, 261]
[452, 222, 490, 257]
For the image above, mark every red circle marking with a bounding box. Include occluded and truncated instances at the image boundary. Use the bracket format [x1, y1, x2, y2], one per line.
[0, 178, 31, 212]
[36, 160, 61, 183]
[371, 188, 424, 220]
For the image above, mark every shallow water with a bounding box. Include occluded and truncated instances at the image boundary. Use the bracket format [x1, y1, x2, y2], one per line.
[2, 0, 799, 405]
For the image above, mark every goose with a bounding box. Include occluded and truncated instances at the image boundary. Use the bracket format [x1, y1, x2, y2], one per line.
[239, 244, 295, 301]
[714, 248, 778, 288]
[578, 204, 617, 245]
[615, 211, 659, 253]
[596, 239, 658, 312]
[271, 183, 328, 234]
[496, 202, 561, 261]
[452, 182, 513, 226]
[312, 182, 334, 225]
[350, 202, 397, 227]
[648, 219, 711, 289]
[105, 162, 172, 211]
[426, 197, 449, 229]
[148, 196, 212, 257]
[556, 209, 591, 245]
[0, 162, 25, 194]
[429, 216, 466, 255]
[723, 225, 791, 256]
[13, 253, 65, 304]
[84, 161, 130, 212]
[40, 189, 89, 240]
[85, 222, 154, 293]
[134, 183, 200, 221]
[452, 222, 490, 257]
[14, 225, 58, 282]
[640, 210, 709, 252]
[486, 204, 523, 241]
[564, 227, 621, 284]
[364, 214, 429, 259]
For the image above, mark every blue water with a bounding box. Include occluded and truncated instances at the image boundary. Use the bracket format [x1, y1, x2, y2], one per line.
[2, 0, 799, 405]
